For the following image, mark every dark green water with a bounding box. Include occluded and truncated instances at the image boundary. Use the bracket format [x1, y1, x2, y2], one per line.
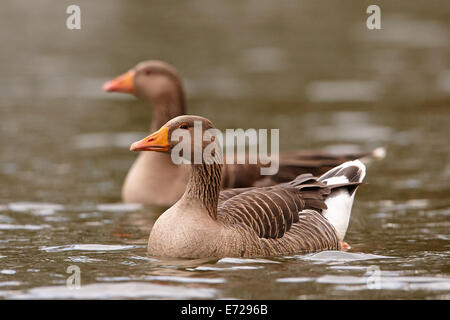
[0, 0, 449, 299]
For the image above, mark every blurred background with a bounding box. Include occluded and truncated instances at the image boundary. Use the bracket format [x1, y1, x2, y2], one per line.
[0, 0, 449, 299]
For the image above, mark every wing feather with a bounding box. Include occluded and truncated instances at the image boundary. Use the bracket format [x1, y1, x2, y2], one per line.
[218, 186, 321, 239]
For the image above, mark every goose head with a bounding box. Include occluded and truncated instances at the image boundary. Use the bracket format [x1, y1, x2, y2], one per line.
[130, 115, 222, 164]
[103, 60, 186, 121]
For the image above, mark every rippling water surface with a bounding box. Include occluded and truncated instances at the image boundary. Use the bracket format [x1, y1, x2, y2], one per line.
[0, 0, 449, 299]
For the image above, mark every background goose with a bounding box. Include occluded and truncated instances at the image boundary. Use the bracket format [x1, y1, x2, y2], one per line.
[130, 115, 366, 258]
[104, 60, 382, 206]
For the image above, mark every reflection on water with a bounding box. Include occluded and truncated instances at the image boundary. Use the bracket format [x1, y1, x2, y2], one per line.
[8, 282, 218, 300]
[40, 244, 143, 253]
[0, 0, 449, 299]
[0, 199, 448, 299]
[292, 251, 392, 262]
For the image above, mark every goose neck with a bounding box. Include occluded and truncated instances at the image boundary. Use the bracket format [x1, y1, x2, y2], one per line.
[182, 162, 223, 220]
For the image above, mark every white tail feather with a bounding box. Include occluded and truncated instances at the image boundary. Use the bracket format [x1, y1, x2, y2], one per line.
[319, 160, 366, 241]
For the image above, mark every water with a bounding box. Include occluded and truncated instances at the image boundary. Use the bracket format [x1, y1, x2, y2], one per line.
[0, 1, 449, 299]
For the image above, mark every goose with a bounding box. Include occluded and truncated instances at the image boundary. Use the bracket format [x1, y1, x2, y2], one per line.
[130, 115, 366, 258]
[104, 60, 382, 207]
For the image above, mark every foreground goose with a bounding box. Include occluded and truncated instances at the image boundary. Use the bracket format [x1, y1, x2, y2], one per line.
[130, 115, 366, 258]
[104, 60, 382, 207]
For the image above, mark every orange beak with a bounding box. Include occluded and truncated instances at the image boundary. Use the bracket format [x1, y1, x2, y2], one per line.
[130, 127, 170, 152]
[103, 70, 135, 93]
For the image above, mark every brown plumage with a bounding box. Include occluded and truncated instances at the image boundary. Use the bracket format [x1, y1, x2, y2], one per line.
[104, 60, 382, 206]
[130, 115, 367, 258]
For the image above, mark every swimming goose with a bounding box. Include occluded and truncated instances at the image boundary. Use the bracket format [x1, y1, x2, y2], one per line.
[104, 60, 381, 206]
[130, 115, 366, 258]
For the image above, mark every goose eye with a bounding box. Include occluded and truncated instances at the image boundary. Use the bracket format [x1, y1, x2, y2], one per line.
[145, 70, 152, 75]
[179, 124, 188, 130]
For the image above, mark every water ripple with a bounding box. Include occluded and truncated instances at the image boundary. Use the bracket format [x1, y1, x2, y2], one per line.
[7, 202, 64, 215]
[328, 275, 450, 292]
[143, 275, 226, 284]
[0, 270, 16, 275]
[293, 251, 393, 262]
[0, 224, 50, 231]
[277, 277, 315, 283]
[96, 203, 143, 212]
[40, 244, 143, 252]
[193, 266, 264, 271]
[217, 258, 280, 264]
[0, 281, 21, 287]
[5, 282, 217, 299]
[65, 256, 105, 263]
